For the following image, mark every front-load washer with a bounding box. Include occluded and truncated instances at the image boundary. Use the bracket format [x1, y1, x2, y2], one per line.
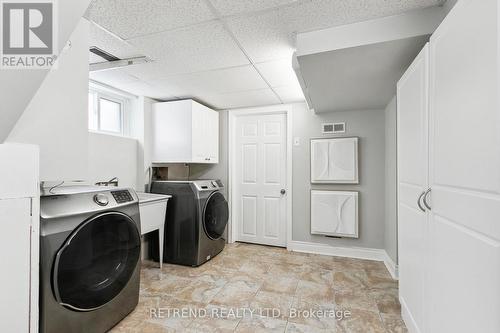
[150, 180, 228, 266]
[40, 186, 141, 333]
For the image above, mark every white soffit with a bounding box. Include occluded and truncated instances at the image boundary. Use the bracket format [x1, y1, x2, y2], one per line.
[293, 6, 447, 113]
[296, 6, 447, 56]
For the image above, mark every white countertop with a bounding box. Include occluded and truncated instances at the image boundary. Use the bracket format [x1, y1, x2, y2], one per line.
[137, 192, 171, 204]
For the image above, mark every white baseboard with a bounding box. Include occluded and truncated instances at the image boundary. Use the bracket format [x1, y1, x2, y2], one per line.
[287, 240, 398, 279]
[383, 251, 399, 280]
[400, 296, 421, 333]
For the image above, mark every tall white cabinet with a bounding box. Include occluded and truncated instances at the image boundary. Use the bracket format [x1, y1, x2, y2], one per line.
[397, 43, 429, 333]
[0, 144, 39, 333]
[152, 100, 219, 164]
[397, 0, 500, 332]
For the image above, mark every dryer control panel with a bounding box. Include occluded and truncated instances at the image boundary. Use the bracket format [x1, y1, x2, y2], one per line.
[193, 180, 224, 191]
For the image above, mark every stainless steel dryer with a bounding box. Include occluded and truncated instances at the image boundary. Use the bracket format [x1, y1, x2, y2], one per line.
[39, 186, 141, 333]
[150, 180, 228, 267]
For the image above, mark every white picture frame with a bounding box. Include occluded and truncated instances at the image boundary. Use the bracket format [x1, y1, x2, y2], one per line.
[310, 137, 359, 184]
[310, 190, 359, 238]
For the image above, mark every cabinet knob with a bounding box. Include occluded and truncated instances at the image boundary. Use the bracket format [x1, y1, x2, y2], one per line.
[280, 189, 286, 195]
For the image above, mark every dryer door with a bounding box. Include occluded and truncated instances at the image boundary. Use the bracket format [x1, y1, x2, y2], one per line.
[53, 211, 140, 311]
[203, 191, 229, 240]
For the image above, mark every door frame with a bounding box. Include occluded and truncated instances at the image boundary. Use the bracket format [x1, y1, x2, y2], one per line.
[227, 104, 293, 248]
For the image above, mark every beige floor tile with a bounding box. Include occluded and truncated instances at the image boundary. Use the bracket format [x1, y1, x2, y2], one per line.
[260, 276, 299, 295]
[295, 280, 335, 306]
[235, 315, 287, 333]
[287, 297, 339, 330]
[249, 291, 294, 319]
[132, 242, 406, 332]
[338, 309, 386, 333]
[381, 314, 408, 333]
[335, 290, 379, 312]
[174, 279, 225, 303]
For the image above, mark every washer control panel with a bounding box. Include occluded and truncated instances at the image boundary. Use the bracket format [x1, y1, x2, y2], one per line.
[93, 193, 109, 206]
[111, 190, 134, 203]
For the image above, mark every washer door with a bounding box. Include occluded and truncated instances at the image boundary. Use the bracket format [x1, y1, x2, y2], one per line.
[203, 191, 229, 240]
[53, 211, 140, 311]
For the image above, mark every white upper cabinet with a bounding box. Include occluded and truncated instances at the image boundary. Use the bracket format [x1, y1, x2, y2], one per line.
[152, 100, 219, 164]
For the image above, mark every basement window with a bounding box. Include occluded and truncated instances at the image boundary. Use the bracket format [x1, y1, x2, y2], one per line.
[88, 88, 129, 135]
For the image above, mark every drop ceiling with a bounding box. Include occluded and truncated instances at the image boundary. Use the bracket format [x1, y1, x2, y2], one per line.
[85, 0, 446, 110]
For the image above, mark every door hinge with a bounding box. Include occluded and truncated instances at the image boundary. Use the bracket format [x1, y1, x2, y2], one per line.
[30, 198, 33, 216]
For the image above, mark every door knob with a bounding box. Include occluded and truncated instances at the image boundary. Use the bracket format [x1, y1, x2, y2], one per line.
[280, 189, 286, 195]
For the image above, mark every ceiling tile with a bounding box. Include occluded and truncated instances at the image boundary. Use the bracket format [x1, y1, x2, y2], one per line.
[89, 70, 139, 87]
[111, 80, 177, 100]
[273, 85, 305, 103]
[209, 0, 299, 17]
[88, 22, 143, 63]
[255, 58, 300, 87]
[85, 0, 215, 39]
[203, 89, 281, 109]
[151, 65, 269, 97]
[226, 0, 444, 63]
[125, 21, 250, 79]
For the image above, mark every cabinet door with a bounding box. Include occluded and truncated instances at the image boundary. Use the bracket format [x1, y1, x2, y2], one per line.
[427, 1, 500, 332]
[397, 43, 429, 333]
[191, 103, 207, 163]
[0, 198, 32, 333]
[208, 110, 219, 163]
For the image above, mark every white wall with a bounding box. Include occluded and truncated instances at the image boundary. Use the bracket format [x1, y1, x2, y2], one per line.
[0, 0, 92, 142]
[384, 96, 398, 263]
[291, 103, 386, 249]
[6, 20, 90, 182]
[88, 132, 138, 189]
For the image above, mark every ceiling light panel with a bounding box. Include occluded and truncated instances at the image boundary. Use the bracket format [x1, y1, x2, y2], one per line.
[126, 21, 249, 79]
[85, 0, 216, 39]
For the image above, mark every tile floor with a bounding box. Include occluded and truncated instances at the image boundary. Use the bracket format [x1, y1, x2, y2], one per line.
[111, 242, 407, 333]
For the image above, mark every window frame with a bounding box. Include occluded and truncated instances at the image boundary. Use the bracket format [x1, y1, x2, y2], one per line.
[88, 88, 128, 136]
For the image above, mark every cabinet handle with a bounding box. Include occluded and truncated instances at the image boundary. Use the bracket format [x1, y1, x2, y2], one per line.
[417, 191, 426, 212]
[423, 188, 432, 210]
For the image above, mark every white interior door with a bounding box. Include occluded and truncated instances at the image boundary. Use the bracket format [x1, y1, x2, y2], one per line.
[427, 1, 500, 332]
[397, 43, 429, 333]
[234, 113, 287, 247]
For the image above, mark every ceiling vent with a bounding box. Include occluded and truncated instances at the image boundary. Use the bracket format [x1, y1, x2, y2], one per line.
[322, 122, 345, 134]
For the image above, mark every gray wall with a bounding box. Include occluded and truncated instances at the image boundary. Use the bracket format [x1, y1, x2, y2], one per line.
[291, 103, 386, 250]
[384, 97, 398, 262]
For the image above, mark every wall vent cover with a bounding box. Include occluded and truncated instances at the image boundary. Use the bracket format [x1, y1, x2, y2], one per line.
[322, 122, 345, 134]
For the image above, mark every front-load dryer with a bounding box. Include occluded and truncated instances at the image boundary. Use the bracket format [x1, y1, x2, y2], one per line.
[39, 186, 141, 333]
[150, 180, 228, 266]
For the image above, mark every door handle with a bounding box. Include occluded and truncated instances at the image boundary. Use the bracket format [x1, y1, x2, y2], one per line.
[280, 189, 286, 195]
[417, 191, 426, 212]
[423, 188, 432, 210]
